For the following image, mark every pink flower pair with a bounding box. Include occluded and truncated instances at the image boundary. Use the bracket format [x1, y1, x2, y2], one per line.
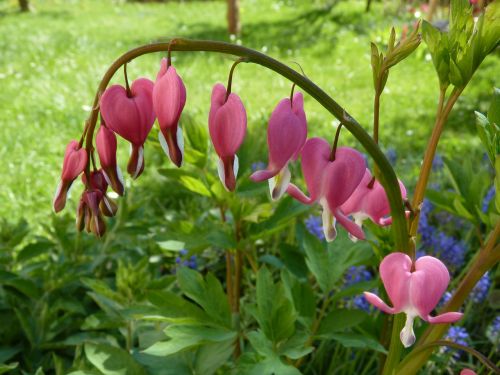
[365, 252, 463, 347]
[99, 58, 186, 182]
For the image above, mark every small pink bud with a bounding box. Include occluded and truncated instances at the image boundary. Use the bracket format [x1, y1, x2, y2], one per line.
[53, 140, 88, 213]
[100, 78, 156, 179]
[81, 170, 118, 217]
[460, 370, 476, 375]
[364, 253, 463, 348]
[208, 83, 247, 192]
[76, 190, 106, 238]
[153, 59, 186, 167]
[286, 137, 366, 241]
[341, 169, 408, 239]
[96, 125, 124, 195]
[251, 92, 307, 200]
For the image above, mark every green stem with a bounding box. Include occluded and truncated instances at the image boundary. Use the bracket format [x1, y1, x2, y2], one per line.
[409, 87, 461, 239]
[82, 38, 408, 252]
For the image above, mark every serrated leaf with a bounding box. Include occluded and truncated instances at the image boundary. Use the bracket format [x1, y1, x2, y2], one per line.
[255, 267, 296, 344]
[85, 343, 146, 375]
[176, 268, 231, 327]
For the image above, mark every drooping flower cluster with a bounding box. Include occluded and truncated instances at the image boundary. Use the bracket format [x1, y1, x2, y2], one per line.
[55, 56, 407, 242]
[364, 252, 462, 347]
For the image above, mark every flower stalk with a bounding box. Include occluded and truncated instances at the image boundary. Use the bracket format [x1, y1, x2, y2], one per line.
[81, 38, 408, 253]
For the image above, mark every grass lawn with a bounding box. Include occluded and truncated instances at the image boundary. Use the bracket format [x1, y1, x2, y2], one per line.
[0, 0, 498, 227]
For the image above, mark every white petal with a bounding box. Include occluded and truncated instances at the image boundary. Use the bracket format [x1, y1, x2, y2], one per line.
[348, 213, 368, 242]
[217, 157, 226, 190]
[53, 180, 63, 211]
[177, 125, 184, 167]
[400, 314, 416, 348]
[320, 199, 337, 242]
[158, 130, 170, 158]
[269, 166, 291, 201]
[217, 155, 239, 192]
[132, 145, 144, 179]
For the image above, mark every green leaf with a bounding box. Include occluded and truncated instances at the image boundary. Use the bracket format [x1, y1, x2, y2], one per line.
[3, 277, 40, 299]
[279, 243, 308, 281]
[326, 332, 387, 353]
[157, 240, 186, 252]
[246, 330, 274, 357]
[488, 88, 500, 125]
[144, 325, 235, 356]
[281, 270, 315, 326]
[177, 268, 231, 327]
[85, 343, 147, 375]
[178, 176, 211, 197]
[255, 267, 296, 344]
[317, 309, 368, 334]
[0, 363, 18, 374]
[17, 239, 53, 263]
[303, 230, 372, 293]
[243, 356, 302, 375]
[146, 290, 210, 323]
[194, 340, 234, 375]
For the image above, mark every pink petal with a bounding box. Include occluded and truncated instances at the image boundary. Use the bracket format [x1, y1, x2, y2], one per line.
[363, 292, 396, 314]
[460, 369, 477, 375]
[426, 312, 463, 324]
[96, 126, 124, 195]
[250, 169, 276, 182]
[100, 78, 155, 146]
[322, 147, 366, 208]
[334, 208, 365, 240]
[61, 140, 87, 181]
[410, 256, 450, 319]
[340, 169, 372, 215]
[153, 64, 186, 131]
[208, 84, 247, 157]
[300, 137, 331, 201]
[379, 252, 412, 312]
[286, 183, 313, 204]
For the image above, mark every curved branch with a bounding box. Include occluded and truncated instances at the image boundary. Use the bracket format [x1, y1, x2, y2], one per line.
[83, 38, 408, 251]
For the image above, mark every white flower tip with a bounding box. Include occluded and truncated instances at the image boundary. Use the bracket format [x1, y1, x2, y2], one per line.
[268, 167, 291, 201]
[400, 314, 416, 348]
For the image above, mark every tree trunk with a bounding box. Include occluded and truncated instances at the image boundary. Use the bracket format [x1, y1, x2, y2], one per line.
[19, 0, 30, 12]
[227, 0, 241, 36]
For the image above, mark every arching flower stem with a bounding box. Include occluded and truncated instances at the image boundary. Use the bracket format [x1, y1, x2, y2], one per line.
[80, 39, 408, 253]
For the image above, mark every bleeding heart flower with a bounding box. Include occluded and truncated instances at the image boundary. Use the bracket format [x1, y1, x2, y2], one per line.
[76, 189, 106, 238]
[250, 91, 307, 200]
[53, 140, 88, 213]
[153, 58, 187, 167]
[208, 83, 247, 191]
[364, 253, 463, 348]
[286, 137, 366, 241]
[340, 168, 407, 240]
[96, 125, 124, 195]
[100, 78, 156, 179]
[460, 370, 476, 375]
[82, 170, 118, 217]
